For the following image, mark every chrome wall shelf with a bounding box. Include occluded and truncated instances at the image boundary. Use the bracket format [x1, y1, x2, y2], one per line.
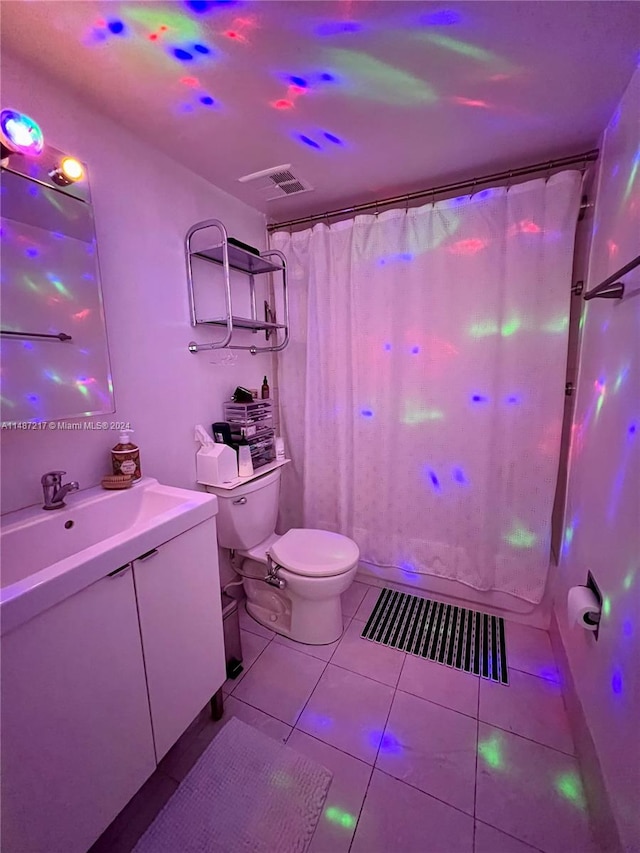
[186, 219, 289, 355]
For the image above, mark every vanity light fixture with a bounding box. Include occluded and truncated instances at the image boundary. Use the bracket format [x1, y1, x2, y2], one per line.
[0, 108, 44, 161]
[49, 156, 85, 186]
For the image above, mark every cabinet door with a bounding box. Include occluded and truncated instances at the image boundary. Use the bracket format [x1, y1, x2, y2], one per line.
[1, 567, 156, 853]
[133, 519, 225, 760]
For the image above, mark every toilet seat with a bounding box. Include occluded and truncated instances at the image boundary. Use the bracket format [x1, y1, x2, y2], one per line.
[268, 528, 359, 578]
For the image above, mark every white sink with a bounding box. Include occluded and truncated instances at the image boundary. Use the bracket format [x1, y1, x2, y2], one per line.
[0, 478, 217, 634]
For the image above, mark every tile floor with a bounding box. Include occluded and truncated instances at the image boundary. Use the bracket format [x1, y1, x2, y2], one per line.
[91, 580, 599, 853]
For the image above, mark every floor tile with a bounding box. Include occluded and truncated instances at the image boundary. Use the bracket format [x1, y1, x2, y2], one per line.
[480, 669, 574, 754]
[297, 665, 394, 764]
[351, 770, 474, 853]
[474, 821, 540, 853]
[377, 689, 477, 815]
[505, 621, 559, 682]
[287, 730, 372, 853]
[341, 581, 370, 617]
[232, 642, 325, 725]
[224, 630, 270, 694]
[273, 616, 349, 661]
[398, 653, 480, 718]
[476, 723, 598, 853]
[331, 619, 405, 687]
[354, 586, 383, 622]
[238, 601, 276, 639]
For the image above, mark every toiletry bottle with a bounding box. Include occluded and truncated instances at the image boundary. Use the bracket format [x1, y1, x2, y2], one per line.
[112, 429, 141, 481]
[237, 438, 254, 478]
[261, 375, 270, 399]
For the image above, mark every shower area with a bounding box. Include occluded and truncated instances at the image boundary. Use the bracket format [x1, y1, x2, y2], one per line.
[270, 160, 593, 620]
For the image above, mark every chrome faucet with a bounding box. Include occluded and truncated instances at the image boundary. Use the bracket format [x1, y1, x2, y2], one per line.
[41, 471, 79, 510]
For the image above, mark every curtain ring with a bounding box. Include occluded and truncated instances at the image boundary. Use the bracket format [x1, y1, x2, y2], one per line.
[374, 200, 380, 218]
[545, 161, 552, 183]
[506, 171, 513, 191]
[471, 179, 478, 200]
[431, 188, 436, 209]
[405, 194, 410, 213]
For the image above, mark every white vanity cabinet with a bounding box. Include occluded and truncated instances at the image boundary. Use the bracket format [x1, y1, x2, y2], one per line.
[1, 512, 225, 853]
[1, 565, 156, 853]
[133, 519, 226, 760]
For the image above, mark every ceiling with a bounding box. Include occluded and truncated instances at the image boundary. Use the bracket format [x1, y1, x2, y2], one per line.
[2, 1, 639, 223]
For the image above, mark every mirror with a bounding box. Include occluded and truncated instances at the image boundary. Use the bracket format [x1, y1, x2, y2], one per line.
[1, 136, 114, 423]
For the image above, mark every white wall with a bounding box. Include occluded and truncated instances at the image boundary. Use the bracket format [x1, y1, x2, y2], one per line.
[1, 53, 269, 527]
[553, 68, 639, 851]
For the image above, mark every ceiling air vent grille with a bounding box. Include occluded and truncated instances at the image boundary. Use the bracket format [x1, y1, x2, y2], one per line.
[237, 164, 313, 201]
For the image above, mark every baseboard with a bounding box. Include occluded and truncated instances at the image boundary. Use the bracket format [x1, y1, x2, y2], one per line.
[549, 612, 623, 853]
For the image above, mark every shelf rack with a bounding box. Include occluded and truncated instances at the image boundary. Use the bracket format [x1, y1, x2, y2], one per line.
[185, 219, 290, 355]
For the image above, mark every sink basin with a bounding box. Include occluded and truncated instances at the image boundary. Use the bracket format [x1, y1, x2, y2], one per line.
[0, 478, 217, 634]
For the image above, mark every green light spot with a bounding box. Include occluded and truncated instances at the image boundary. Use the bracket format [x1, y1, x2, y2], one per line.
[596, 390, 605, 418]
[23, 275, 40, 292]
[420, 33, 505, 65]
[124, 6, 202, 42]
[328, 49, 437, 105]
[325, 806, 356, 829]
[478, 734, 503, 769]
[501, 318, 521, 337]
[579, 314, 585, 331]
[44, 370, 63, 384]
[623, 571, 634, 591]
[555, 772, 586, 810]
[602, 596, 611, 619]
[470, 320, 498, 338]
[76, 383, 89, 397]
[543, 316, 569, 333]
[402, 404, 445, 425]
[504, 523, 537, 549]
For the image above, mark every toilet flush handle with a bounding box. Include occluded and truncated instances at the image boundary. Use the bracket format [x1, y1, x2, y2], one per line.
[233, 497, 247, 505]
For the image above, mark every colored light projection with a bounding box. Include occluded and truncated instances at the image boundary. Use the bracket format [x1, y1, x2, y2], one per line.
[0, 168, 113, 423]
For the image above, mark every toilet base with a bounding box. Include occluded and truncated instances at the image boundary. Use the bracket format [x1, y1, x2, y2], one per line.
[246, 595, 344, 645]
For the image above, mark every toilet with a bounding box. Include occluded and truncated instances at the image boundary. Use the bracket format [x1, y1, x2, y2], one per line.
[207, 468, 359, 645]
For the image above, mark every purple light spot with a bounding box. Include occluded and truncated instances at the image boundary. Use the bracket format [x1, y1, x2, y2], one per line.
[180, 103, 195, 113]
[299, 134, 321, 149]
[185, 1, 217, 12]
[477, 189, 491, 199]
[378, 731, 402, 754]
[316, 21, 363, 36]
[23, 342, 34, 350]
[82, 273, 94, 280]
[538, 666, 561, 684]
[623, 619, 633, 637]
[611, 668, 623, 695]
[324, 131, 343, 145]
[384, 343, 392, 351]
[173, 48, 194, 61]
[320, 72, 335, 82]
[411, 346, 420, 354]
[28, 185, 39, 196]
[629, 422, 637, 436]
[27, 394, 39, 402]
[506, 395, 520, 404]
[25, 247, 39, 258]
[52, 232, 65, 240]
[421, 9, 462, 26]
[289, 75, 308, 88]
[361, 409, 373, 418]
[426, 469, 441, 491]
[200, 95, 215, 106]
[453, 467, 467, 485]
[107, 19, 125, 35]
[472, 394, 488, 403]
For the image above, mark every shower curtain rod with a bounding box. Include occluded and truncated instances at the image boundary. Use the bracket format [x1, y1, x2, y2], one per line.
[267, 149, 599, 232]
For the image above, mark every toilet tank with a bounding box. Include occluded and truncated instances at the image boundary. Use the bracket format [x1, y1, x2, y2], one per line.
[207, 468, 281, 549]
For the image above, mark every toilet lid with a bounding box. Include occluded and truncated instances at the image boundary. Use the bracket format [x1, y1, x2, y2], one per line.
[269, 529, 360, 578]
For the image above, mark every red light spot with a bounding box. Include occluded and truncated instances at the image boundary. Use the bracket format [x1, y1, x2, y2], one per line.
[159, 25, 168, 32]
[149, 33, 158, 40]
[181, 76, 200, 87]
[226, 30, 238, 38]
[520, 220, 541, 234]
[273, 99, 293, 110]
[454, 97, 489, 108]
[448, 238, 487, 255]
[607, 239, 619, 257]
[95, 18, 106, 27]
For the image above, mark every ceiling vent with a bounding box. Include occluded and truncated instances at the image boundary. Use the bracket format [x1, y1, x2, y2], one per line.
[238, 163, 313, 201]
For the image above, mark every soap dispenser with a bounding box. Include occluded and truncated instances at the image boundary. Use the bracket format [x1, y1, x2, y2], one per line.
[112, 429, 141, 481]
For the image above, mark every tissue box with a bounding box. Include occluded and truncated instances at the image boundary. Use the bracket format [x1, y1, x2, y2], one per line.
[196, 444, 238, 485]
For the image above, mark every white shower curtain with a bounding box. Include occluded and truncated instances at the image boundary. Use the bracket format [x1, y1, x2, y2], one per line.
[272, 172, 582, 603]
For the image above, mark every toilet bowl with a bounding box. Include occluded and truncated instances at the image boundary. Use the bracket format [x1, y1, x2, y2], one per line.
[207, 469, 359, 645]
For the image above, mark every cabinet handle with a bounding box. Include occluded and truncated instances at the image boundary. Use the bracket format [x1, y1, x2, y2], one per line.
[137, 548, 159, 562]
[108, 564, 131, 578]
[233, 497, 247, 505]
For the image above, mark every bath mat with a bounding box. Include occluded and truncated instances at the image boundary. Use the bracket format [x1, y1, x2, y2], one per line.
[362, 587, 509, 685]
[133, 717, 332, 853]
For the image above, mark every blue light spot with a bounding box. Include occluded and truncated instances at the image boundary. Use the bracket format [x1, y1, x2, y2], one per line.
[623, 619, 633, 637]
[611, 668, 623, 695]
[477, 189, 491, 200]
[538, 667, 561, 684]
[379, 731, 402, 754]
[629, 422, 637, 436]
[289, 75, 308, 88]
[82, 273, 94, 281]
[298, 134, 321, 149]
[324, 131, 343, 145]
[180, 103, 195, 113]
[185, 0, 217, 12]
[200, 95, 215, 106]
[316, 21, 363, 36]
[421, 9, 462, 26]
[173, 48, 194, 61]
[472, 394, 488, 403]
[453, 468, 467, 485]
[411, 346, 420, 355]
[25, 247, 39, 258]
[23, 342, 33, 350]
[506, 395, 520, 404]
[27, 185, 39, 196]
[361, 409, 373, 418]
[27, 394, 39, 402]
[320, 72, 335, 82]
[107, 19, 125, 35]
[52, 232, 65, 240]
[426, 469, 441, 492]
[383, 343, 392, 351]
[193, 43, 211, 54]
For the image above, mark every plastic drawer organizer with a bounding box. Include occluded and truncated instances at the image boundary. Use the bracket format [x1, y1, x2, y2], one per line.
[185, 219, 289, 355]
[224, 400, 276, 469]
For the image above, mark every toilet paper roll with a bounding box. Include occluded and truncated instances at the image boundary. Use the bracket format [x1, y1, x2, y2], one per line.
[567, 585, 601, 631]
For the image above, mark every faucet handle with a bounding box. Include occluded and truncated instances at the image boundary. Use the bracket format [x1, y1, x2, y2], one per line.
[41, 470, 66, 485]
